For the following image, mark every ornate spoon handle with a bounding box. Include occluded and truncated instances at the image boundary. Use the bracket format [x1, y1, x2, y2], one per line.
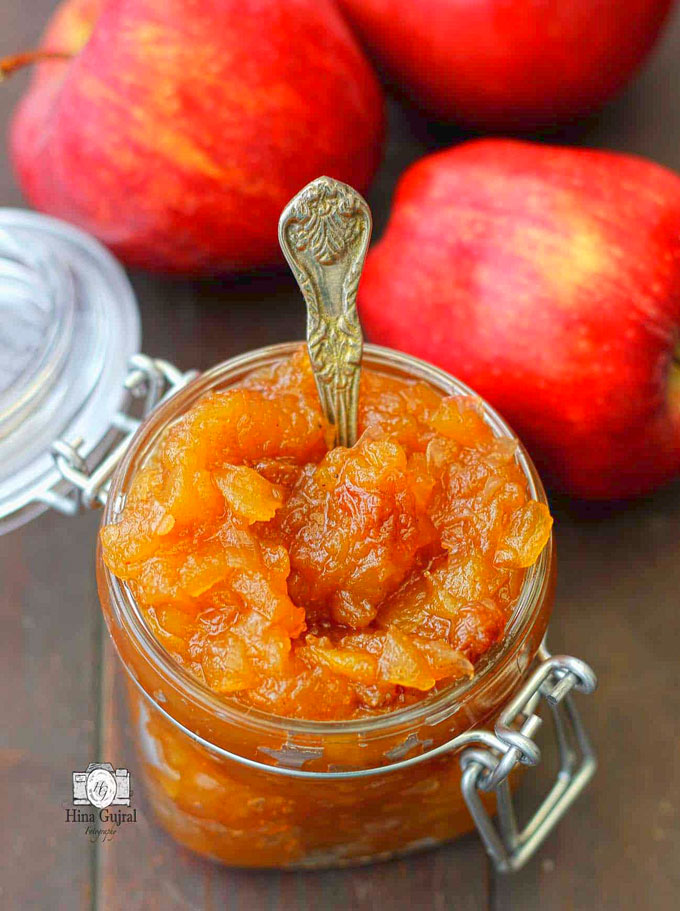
[279, 176, 372, 448]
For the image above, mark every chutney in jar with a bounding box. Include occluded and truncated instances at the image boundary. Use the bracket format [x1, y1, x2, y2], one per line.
[98, 345, 554, 866]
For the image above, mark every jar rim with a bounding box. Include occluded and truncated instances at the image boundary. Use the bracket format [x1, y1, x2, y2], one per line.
[100, 342, 553, 739]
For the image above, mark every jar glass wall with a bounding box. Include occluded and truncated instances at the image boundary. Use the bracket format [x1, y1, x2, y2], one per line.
[97, 343, 555, 868]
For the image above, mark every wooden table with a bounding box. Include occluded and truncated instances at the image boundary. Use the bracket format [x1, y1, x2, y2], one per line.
[2, 4, 679, 908]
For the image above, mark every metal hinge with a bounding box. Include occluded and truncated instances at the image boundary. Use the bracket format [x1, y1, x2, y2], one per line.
[459, 642, 597, 873]
[43, 355, 197, 515]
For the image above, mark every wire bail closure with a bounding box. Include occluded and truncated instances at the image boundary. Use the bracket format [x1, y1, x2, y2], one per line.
[459, 641, 597, 872]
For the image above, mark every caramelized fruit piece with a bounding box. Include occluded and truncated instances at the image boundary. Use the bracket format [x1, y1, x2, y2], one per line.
[495, 501, 553, 568]
[101, 348, 551, 720]
[276, 436, 439, 629]
[214, 466, 285, 525]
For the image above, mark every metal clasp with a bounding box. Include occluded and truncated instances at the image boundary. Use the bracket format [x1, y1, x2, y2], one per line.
[44, 356, 197, 514]
[460, 642, 597, 873]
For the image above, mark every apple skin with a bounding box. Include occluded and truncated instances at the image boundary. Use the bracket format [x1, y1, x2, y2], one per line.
[9, 0, 384, 274]
[358, 139, 680, 500]
[339, 0, 675, 129]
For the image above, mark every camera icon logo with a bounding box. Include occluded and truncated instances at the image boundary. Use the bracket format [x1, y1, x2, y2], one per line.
[72, 763, 131, 809]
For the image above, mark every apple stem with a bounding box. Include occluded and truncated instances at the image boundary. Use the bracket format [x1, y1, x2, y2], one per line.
[0, 49, 72, 82]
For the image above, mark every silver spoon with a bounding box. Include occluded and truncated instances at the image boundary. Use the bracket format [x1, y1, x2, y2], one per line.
[279, 176, 372, 448]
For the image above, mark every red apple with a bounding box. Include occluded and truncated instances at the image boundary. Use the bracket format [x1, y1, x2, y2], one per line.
[9, 0, 384, 273]
[358, 139, 680, 499]
[339, 0, 675, 129]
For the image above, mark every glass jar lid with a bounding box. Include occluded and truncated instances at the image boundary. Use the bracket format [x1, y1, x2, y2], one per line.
[0, 210, 140, 533]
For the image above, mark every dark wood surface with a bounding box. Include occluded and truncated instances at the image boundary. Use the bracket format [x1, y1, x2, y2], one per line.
[2, 4, 680, 909]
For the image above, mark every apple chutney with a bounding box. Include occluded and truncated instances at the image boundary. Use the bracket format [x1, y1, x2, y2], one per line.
[98, 344, 554, 866]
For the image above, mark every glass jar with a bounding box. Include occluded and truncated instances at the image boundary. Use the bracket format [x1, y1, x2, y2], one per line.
[1, 210, 596, 873]
[97, 342, 582, 870]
